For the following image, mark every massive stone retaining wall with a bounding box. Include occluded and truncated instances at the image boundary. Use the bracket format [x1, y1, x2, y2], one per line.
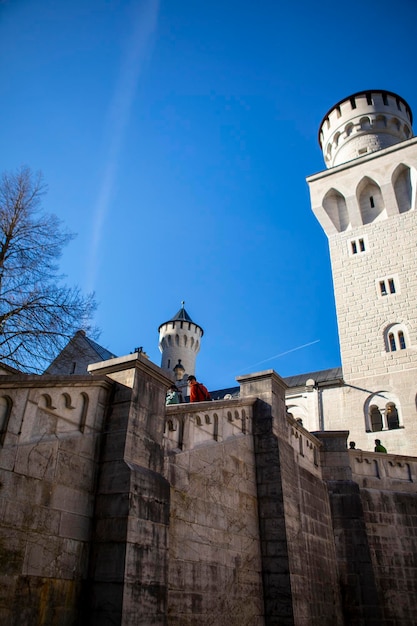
[1, 363, 417, 625]
[0, 375, 112, 626]
[165, 398, 264, 626]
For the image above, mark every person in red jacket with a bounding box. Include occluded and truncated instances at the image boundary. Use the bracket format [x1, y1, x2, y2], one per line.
[187, 375, 211, 402]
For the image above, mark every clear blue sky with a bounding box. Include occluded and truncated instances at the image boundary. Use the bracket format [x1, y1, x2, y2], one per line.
[1, 0, 417, 389]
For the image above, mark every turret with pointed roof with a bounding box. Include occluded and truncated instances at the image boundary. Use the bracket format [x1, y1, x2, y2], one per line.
[158, 302, 203, 381]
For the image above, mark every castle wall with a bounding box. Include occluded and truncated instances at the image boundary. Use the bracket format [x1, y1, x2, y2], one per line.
[0, 375, 112, 626]
[1, 365, 417, 625]
[87, 355, 172, 626]
[242, 372, 343, 626]
[165, 399, 264, 625]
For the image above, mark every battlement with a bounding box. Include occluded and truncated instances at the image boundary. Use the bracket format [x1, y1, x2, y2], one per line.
[349, 449, 417, 492]
[164, 398, 323, 476]
[164, 397, 256, 452]
[319, 90, 413, 168]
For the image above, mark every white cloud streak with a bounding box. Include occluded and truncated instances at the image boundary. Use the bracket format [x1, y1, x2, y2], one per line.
[240, 339, 321, 373]
[87, 0, 160, 291]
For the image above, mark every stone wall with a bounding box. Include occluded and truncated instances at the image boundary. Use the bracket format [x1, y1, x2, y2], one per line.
[0, 375, 112, 626]
[1, 364, 417, 625]
[165, 398, 264, 625]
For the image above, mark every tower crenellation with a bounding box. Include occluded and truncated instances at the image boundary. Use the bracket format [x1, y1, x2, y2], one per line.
[319, 90, 413, 168]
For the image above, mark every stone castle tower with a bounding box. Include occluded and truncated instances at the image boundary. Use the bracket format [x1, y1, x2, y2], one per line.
[307, 89, 417, 436]
[158, 303, 203, 384]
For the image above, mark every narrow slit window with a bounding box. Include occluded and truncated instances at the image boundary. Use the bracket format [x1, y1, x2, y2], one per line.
[382, 93, 388, 105]
[349, 237, 367, 256]
[398, 331, 406, 350]
[388, 279, 396, 294]
[389, 333, 396, 351]
[366, 93, 373, 105]
[350, 98, 357, 109]
[380, 281, 387, 296]
[370, 196, 375, 208]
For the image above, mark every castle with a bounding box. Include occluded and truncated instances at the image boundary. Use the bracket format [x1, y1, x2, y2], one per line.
[1, 90, 417, 625]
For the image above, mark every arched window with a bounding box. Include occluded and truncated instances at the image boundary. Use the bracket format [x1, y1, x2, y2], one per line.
[365, 393, 402, 431]
[385, 324, 408, 352]
[357, 176, 385, 224]
[392, 164, 413, 214]
[360, 116, 371, 130]
[322, 188, 349, 233]
[388, 333, 396, 351]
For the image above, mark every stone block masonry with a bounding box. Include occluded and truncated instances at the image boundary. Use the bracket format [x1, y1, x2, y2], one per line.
[1, 361, 417, 624]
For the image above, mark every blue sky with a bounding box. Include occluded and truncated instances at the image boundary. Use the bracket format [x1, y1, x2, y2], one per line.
[1, 0, 417, 389]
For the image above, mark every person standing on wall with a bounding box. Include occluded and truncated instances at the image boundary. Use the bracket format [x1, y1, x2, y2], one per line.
[187, 375, 211, 402]
[374, 439, 387, 453]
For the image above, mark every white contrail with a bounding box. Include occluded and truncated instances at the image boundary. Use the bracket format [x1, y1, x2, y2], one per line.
[240, 339, 320, 373]
[87, 0, 160, 291]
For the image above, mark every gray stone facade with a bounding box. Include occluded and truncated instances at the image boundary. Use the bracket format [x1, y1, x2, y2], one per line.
[1, 357, 416, 625]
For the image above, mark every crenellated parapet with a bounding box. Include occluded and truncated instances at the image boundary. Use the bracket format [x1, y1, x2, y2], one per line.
[319, 90, 413, 168]
[164, 397, 257, 452]
[349, 449, 417, 492]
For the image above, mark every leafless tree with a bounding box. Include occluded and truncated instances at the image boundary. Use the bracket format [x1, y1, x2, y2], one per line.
[0, 166, 97, 372]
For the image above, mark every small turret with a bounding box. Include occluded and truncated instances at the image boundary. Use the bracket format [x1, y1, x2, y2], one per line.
[158, 303, 203, 381]
[319, 90, 413, 168]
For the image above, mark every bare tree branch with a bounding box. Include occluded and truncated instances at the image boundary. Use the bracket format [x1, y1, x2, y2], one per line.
[0, 167, 98, 372]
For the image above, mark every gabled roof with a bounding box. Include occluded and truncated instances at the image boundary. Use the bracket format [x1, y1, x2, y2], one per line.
[44, 330, 117, 375]
[83, 335, 116, 361]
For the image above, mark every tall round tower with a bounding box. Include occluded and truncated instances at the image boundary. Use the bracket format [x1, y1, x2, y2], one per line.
[319, 90, 413, 168]
[158, 303, 203, 380]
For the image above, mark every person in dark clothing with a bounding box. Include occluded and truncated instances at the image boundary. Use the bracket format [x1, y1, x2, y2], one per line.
[374, 439, 387, 453]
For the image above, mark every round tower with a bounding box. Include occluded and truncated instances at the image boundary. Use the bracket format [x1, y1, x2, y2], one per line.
[319, 90, 413, 168]
[158, 303, 203, 380]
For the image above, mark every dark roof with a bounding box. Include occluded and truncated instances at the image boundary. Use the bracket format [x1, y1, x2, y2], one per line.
[283, 367, 343, 389]
[84, 335, 116, 361]
[208, 367, 343, 400]
[210, 386, 241, 401]
[158, 305, 204, 335]
[171, 307, 193, 322]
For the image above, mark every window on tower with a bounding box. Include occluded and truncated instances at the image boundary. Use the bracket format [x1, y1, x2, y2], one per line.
[349, 237, 367, 256]
[384, 324, 408, 353]
[366, 399, 402, 432]
[377, 275, 398, 297]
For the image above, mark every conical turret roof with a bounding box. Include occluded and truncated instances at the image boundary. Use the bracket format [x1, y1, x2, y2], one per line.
[158, 302, 204, 335]
[171, 306, 193, 323]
